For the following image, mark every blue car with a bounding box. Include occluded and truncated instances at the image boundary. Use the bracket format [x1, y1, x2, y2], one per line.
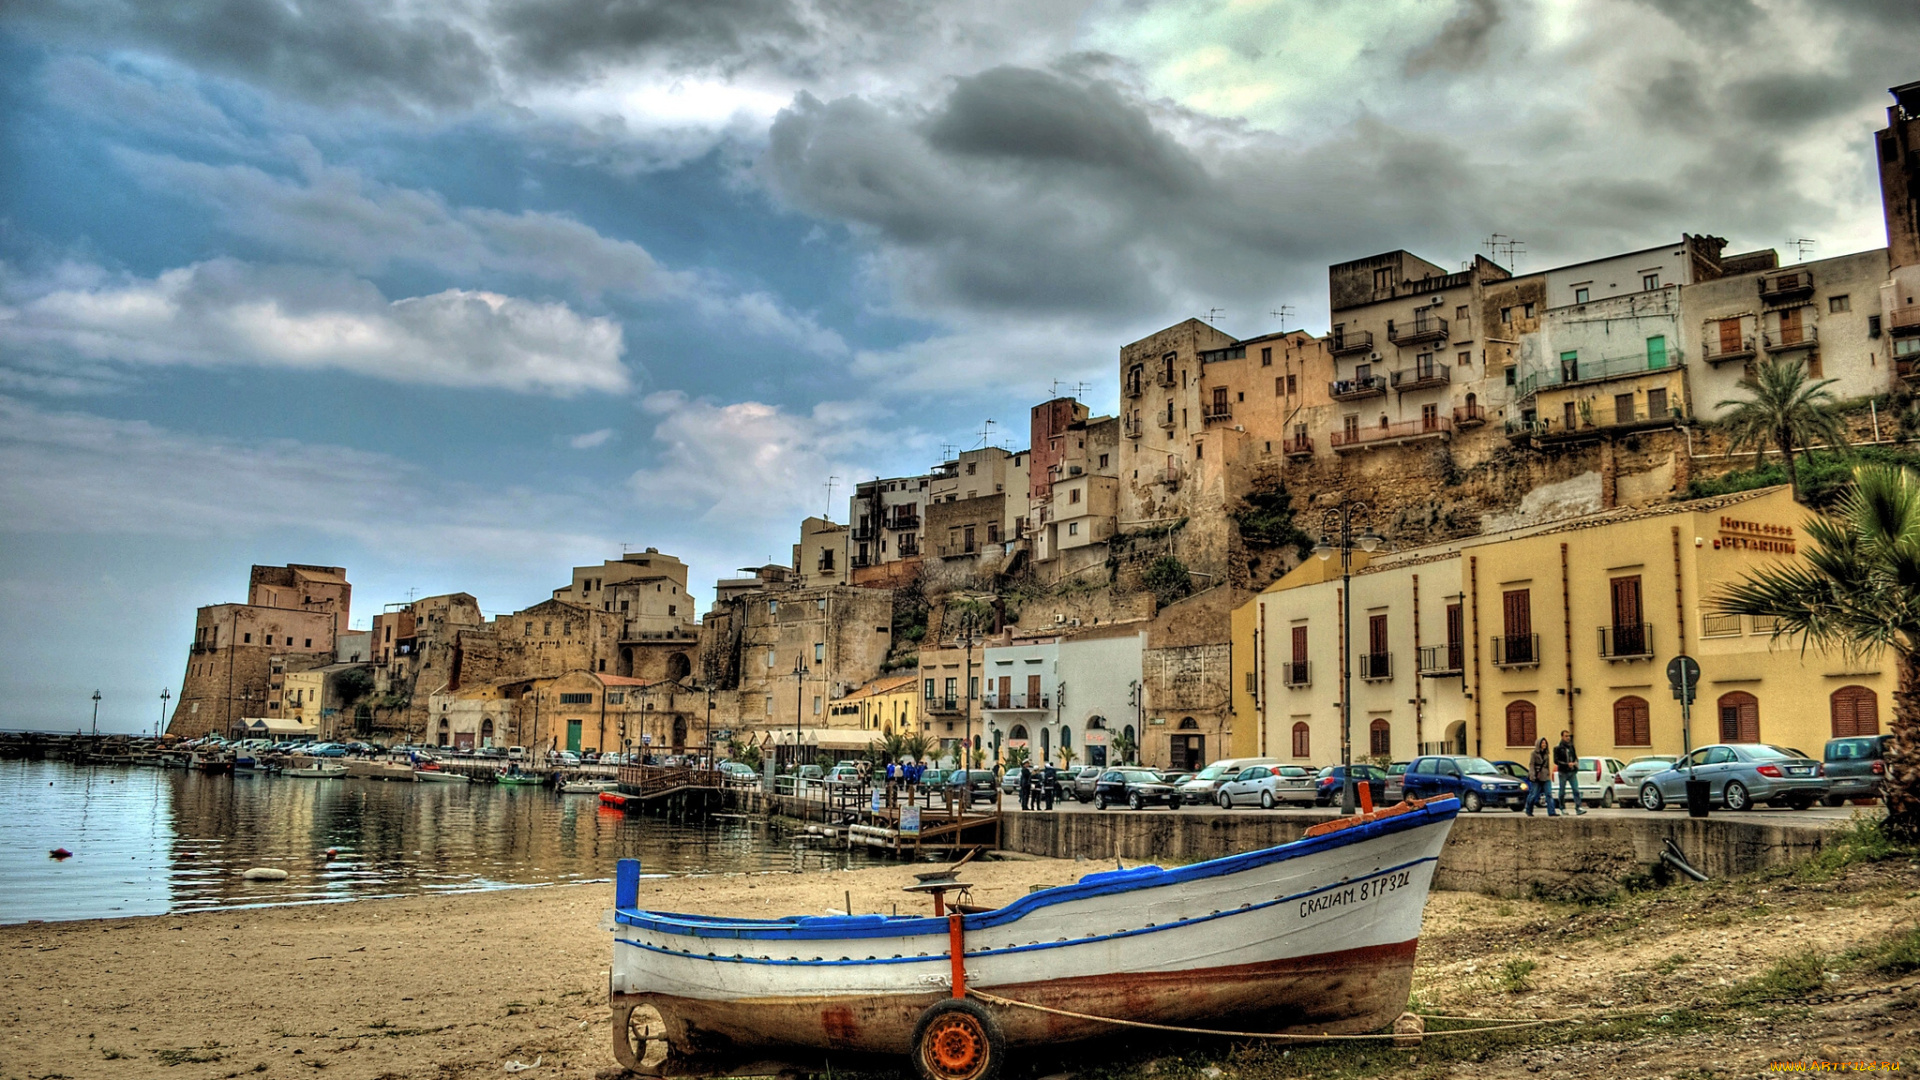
[1401, 755, 1529, 812]
[305, 742, 348, 758]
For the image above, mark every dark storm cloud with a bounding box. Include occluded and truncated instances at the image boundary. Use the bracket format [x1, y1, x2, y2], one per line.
[3, 0, 497, 110]
[1628, 0, 1761, 40]
[1404, 0, 1504, 75]
[488, 0, 810, 78]
[1723, 72, 1864, 127]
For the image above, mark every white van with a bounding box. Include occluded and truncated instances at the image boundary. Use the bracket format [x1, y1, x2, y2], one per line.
[506, 745, 526, 762]
[1176, 757, 1282, 801]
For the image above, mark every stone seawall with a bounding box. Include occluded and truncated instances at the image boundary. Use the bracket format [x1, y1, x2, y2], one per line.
[1002, 810, 1848, 898]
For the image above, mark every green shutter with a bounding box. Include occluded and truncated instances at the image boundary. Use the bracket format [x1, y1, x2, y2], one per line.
[567, 720, 582, 753]
[1646, 336, 1667, 369]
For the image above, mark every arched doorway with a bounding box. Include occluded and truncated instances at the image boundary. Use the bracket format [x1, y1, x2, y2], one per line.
[1505, 701, 1537, 747]
[1009, 724, 1028, 741]
[672, 716, 688, 754]
[666, 652, 692, 682]
[1369, 718, 1391, 757]
[1172, 717, 1203, 771]
[1039, 728, 1051, 765]
[1612, 696, 1651, 747]
[619, 647, 635, 678]
[437, 717, 450, 747]
[1717, 691, 1759, 743]
[1291, 722, 1310, 758]
[1059, 726, 1072, 765]
[481, 718, 495, 747]
[1831, 686, 1879, 737]
[1085, 716, 1108, 766]
[1444, 721, 1467, 755]
[1122, 724, 1136, 764]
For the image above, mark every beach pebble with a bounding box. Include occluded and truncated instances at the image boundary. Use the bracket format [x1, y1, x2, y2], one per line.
[241, 868, 289, 881]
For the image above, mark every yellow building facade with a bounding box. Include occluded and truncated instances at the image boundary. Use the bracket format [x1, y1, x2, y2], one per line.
[1237, 486, 1895, 770]
[830, 674, 919, 734]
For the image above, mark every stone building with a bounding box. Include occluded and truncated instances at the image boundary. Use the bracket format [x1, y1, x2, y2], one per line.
[791, 517, 850, 589]
[914, 641, 985, 762]
[546, 549, 703, 681]
[1876, 82, 1920, 379]
[826, 673, 919, 737]
[1030, 402, 1122, 580]
[849, 473, 934, 586]
[168, 564, 351, 738]
[360, 592, 488, 739]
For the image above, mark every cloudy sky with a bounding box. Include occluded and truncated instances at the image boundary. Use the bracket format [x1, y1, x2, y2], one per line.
[1, 0, 1913, 731]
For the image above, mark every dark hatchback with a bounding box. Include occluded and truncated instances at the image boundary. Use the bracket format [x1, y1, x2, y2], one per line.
[1094, 768, 1183, 810]
[1822, 735, 1890, 805]
[946, 769, 1000, 806]
[1313, 764, 1388, 806]
[1401, 755, 1529, 812]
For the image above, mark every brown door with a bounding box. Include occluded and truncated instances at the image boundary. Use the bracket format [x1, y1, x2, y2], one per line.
[1718, 692, 1760, 742]
[1445, 602, 1464, 669]
[1506, 700, 1537, 747]
[1502, 589, 1533, 662]
[1212, 386, 1228, 414]
[1610, 576, 1644, 654]
[1291, 625, 1309, 683]
[1367, 614, 1388, 677]
[1779, 307, 1803, 345]
[1719, 318, 1742, 355]
[1026, 674, 1041, 707]
[1613, 696, 1651, 746]
[997, 675, 1011, 707]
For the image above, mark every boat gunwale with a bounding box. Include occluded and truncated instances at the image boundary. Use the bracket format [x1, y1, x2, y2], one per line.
[612, 797, 1459, 942]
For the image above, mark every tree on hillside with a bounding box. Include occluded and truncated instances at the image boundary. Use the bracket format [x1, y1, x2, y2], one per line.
[1717, 358, 1847, 500]
[1143, 556, 1193, 608]
[1714, 464, 1920, 838]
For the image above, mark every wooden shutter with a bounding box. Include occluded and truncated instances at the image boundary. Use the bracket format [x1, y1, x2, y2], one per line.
[1613, 696, 1651, 746]
[1831, 686, 1880, 738]
[1502, 589, 1532, 662]
[1212, 386, 1228, 411]
[997, 676, 1010, 704]
[1026, 674, 1041, 704]
[1506, 701, 1537, 747]
[1291, 722, 1310, 758]
[1369, 614, 1388, 656]
[1779, 307, 1803, 345]
[1717, 692, 1759, 742]
[1369, 719, 1391, 756]
[1646, 335, 1667, 368]
[1718, 318, 1741, 354]
[1445, 602, 1464, 667]
[1291, 625, 1308, 664]
[1610, 576, 1642, 627]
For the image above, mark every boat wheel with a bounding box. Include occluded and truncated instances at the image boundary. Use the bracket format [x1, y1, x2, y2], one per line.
[911, 999, 1005, 1080]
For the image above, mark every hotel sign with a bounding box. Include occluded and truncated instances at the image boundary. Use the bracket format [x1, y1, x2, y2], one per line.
[1714, 516, 1795, 554]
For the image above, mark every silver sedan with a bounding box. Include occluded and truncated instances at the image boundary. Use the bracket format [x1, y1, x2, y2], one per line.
[1637, 743, 1829, 811]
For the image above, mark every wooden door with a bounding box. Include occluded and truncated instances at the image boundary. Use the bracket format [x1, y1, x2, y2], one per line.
[1502, 589, 1533, 662]
[997, 675, 1011, 706]
[1717, 692, 1759, 742]
[1445, 602, 1464, 669]
[1779, 307, 1804, 346]
[1719, 318, 1742, 355]
[1610, 576, 1644, 654]
[1613, 696, 1651, 746]
[1367, 614, 1388, 677]
[1646, 335, 1668, 368]
[1026, 674, 1041, 706]
[1506, 700, 1537, 747]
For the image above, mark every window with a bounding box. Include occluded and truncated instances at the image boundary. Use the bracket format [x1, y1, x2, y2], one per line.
[1457, 350, 1471, 368]
[1717, 691, 1759, 743]
[1501, 306, 1512, 323]
[1642, 273, 1660, 291]
[1829, 294, 1851, 313]
[243, 633, 252, 643]
[606, 692, 624, 704]
[1647, 387, 1668, 417]
[1291, 722, 1311, 758]
[1068, 522, 1079, 536]
[925, 679, 935, 700]
[814, 642, 824, 662]
[1421, 402, 1439, 429]
[813, 695, 822, 715]
[1524, 302, 1536, 318]
[559, 693, 593, 705]
[1369, 719, 1391, 757]
[1276, 376, 1284, 396]
[1286, 373, 1297, 395]
[944, 677, 957, 701]
[1343, 415, 1360, 439]
[1374, 266, 1391, 292]
[1575, 287, 1590, 304]
[669, 604, 677, 616]
[265, 635, 273, 645]
[1261, 347, 1272, 366]
[1505, 701, 1538, 746]
[1455, 305, 1469, 323]
[1870, 315, 1883, 338]
[766, 649, 776, 668]
[766, 696, 774, 715]
[1615, 392, 1636, 423]
[768, 600, 778, 614]
[1831, 686, 1879, 737]
[1070, 488, 1081, 504]
[1099, 453, 1109, 468]
[1613, 696, 1651, 746]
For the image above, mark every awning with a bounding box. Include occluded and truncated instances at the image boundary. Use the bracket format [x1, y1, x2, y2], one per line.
[763, 727, 880, 750]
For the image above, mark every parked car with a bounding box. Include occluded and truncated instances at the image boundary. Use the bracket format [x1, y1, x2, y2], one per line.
[1574, 756, 1630, 807]
[551, 750, 582, 768]
[1176, 758, 1280, 803]
[1823, 735, 1889, 805]
[1616, 755, 1679, 790]
[999, 769, 1022, 795]
[796, 764, 825, 781]
[1071, 767, 1105, 803]
[1094, 768, 1183, 810]
[506, 746, 526, 761]
[720, 761, 758, 781]
[1637, 744, 1828, 811]
[1312, 764, 1388, 807]
[1382, 761, 1410, 803]
[824, 764, 862, 788]
[1217, 764, 1316, 808]
[305, 742, 348, 758]
[476, 746, 507, 759]
[1401, 756, 1528, 812]
[947, 769, 998, 805]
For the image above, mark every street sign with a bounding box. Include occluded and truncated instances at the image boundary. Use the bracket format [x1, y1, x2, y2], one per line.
[1666, 655, 1700, 703]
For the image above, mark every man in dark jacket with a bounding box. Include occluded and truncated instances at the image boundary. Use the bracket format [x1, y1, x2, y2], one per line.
[1554, 730, 1586, 815]
[1526, 737, 1557, 816]
[1041, 762, 1058, 810]
[1018, 762, 1033, 811]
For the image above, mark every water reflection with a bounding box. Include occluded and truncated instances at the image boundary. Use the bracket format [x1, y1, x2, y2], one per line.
[1, 760, 872, 924]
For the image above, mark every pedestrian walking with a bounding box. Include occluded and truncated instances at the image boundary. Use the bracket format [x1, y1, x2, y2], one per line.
[1554, 730, 1586, 815]
[1041, 762, 1057, 811]
[1018, 762, 1033, 810]
[1526, 737, 1557, 816]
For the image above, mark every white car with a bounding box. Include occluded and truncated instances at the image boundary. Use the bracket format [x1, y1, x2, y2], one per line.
[1216, 764, 1317, 809]
[1571, 756, 1630, 807]
[1177, 757, 1280, 803]
[1609, 755, 1679, 805]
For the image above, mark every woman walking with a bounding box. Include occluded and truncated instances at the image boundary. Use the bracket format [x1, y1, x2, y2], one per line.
[1526, 737, 1558, 817]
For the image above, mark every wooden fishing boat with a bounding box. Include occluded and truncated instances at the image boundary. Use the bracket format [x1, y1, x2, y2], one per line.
[607, 796, 1459, 1080]
[343, 758, 416, 782]
[189, 750, 234, 774]
[283, 761, 346, 778]
[559, 778, 618, 794]
[495, 770, 544, 786]
[413, 767, 471, 783]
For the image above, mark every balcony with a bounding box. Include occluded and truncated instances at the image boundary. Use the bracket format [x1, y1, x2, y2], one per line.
[1388, 315, 1448, 346]
[1504, 416, 1548, 441]
[1453, 402, 1486, 428]
[889, 514, 920, 531]
[1157, 411, 1177, 430]
[1123, 416, 1144, 439]
[1417, 643, 1464, 677]
[1391, 362, 1450, 392]
[1124, 373, 1144, 398]
[897, 540, 920, 558]
[1281, 661, 1310, 688]
[1701, 612, 1743, 638]
[1331, 416, 1451, 453]
[1891, 305, 1920, 337]
[1702, 335, 1757, 366]
[982, 693, 1049, 710]
[926, 697, 962, 714]
[1532, 402, 1685, 443]
[1598, 623, 1654, 661]
[1282, 434, 1314, 459]
[1758, 269, 1815, 302]
[851, 524, 875, 541]
[1329, 375, 1388, 401]
[1157, 365, 1178, 387]
[1764, 325, 1818, 353]
[1329, 330, 1374, 357]
[1202, 403, 1234, 424]
[1357, 652, 1393, 681]
[850, 555, 871, 570]
[1515, 351, 1681, 398]
[1491, 633, 1540, 668]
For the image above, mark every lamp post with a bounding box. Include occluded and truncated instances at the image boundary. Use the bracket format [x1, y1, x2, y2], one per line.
[954, 614, 980, 771]
[158, 688, 170, 739]
[792, 653, 808, 773]
[91, 690, 102, 737]
[1313, 501, 1383, 816]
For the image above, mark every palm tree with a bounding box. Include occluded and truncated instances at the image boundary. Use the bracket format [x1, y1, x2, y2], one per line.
[1714, 464, 1920, 838]
[1716, 358, 1846, 500]
[1059, 745, 1077, 771]
[1110, 728, 1138, 766]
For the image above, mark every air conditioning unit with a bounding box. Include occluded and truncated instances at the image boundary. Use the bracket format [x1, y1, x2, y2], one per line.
[1054, 613, 1066, 624]
[1068, 619, 1081, 627]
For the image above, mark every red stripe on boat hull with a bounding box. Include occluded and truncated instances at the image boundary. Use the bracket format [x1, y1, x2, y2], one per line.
[619, 939, 1419, 1060]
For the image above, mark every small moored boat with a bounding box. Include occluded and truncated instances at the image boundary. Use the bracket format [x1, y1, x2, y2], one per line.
[495, 770, 544, 786]
[414, 767, 471, 783]
[559, 778, 618, 794]
[607, 796, 1459, 1079]
[283, 760, 347, 778]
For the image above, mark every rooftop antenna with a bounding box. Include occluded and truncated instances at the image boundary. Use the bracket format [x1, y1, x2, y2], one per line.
[823, 476, 839, 521]
[1791, 238, 1816, 263]
[1270, 305, 1295, 328]
[405, 587, 418, 604]
[1482, 233, 1525, 272]
[1203, 307, 1226, 327]
[940, 441, 956, 460]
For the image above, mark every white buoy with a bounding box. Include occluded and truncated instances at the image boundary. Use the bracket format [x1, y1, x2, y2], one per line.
[241, 867, 289, 881]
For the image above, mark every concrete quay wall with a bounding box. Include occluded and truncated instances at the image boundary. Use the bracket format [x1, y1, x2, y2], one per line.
[1001, 811, 1846, 898]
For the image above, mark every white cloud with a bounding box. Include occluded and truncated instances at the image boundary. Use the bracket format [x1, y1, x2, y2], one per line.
[2, 258, 632, 396]
[569, 427, 616, 449]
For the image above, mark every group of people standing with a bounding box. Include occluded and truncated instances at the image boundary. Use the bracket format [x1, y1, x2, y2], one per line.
[1525, 730, 1589, 817]
[1016, 761, 1058, 811]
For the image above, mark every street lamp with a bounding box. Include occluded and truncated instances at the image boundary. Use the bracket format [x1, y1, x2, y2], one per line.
[792, 653, 808, 773]
[1314, 500, 1384, 816]
[953, 612, 981, 771]
[90, 690, 101, 737]
[158, 688, 170, 739]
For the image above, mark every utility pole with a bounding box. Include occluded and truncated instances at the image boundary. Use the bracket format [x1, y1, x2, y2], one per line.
[1313, 502, 1384, 815]
[91, 690, 101, 737]
[158, 688, 170, 739]
[792, 654, 808, 773]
